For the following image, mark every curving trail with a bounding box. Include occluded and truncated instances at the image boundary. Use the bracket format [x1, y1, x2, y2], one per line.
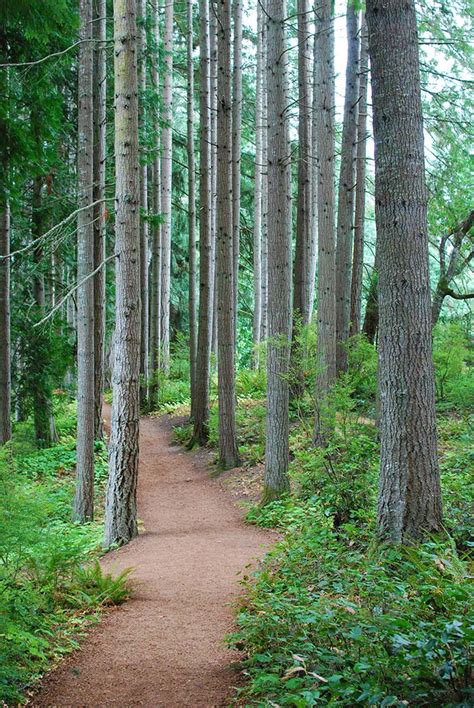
[32, 411, 273, 707]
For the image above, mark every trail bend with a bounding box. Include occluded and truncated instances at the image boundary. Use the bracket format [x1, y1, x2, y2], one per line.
[32, 410, 274, 707]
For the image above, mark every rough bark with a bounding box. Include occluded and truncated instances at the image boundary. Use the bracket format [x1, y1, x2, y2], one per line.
[293, 0, 313, 326]
[0, 195, 11, 445]
[231, 0, 242, 342]
[138, 0, 149, 403]
[210, 0, 218, 358]
[187, 0, 197, 409]
[74, 0, 95, 523]
[93, 0, 107, 439]
[263, 0, 292, 502]
[252, 0, 264, 363]
[192, 0, 212, 445]
[148, 0, 161, 410]
[335, 4, 360, 373]
[260, 3, 268, 342]
[349, 13, 368, 338]
[216, 0, 239, 469]
[105, 0, 141, 547]
[160, 0, 173, 373]
[313, 0, 336, 446]
[367, 0, 442, 542]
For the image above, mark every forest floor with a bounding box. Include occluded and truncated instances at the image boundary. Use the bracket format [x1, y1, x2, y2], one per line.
[30, 409, 275, 707]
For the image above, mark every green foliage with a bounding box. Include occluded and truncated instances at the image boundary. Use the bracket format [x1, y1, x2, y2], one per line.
[433, 322, 474, 409]
[231, 513, 473, 706]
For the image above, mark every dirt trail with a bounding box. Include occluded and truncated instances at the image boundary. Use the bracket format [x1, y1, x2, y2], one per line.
[32, 412, 274, 707]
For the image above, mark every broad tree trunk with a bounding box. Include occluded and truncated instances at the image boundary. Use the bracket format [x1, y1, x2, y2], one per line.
[210, 1, 218, 357]
[335, 4, 360, 373]
[260, 5, 268, 342]
[148, 0, 161, 410]
[349, 13, 368, 338]
[160, 0, 173, 374]
[231, 0, 243, 343]
[187, 0, 197, 408]
[216, 0, 239, 469]
[105, 0, 141, 547]
[93, 0, 107, 439]
[263, 0, 292, 502]
[75, 0, 95, 522]
[252, 0, 264, 363]
[366, 0, 442, 542]
[313, 0, 336, 446]
[293, 0, 313, 326]
[192, 0, 212, 445]
[0, 194, 11, 445]
[138, 0, 149, 402]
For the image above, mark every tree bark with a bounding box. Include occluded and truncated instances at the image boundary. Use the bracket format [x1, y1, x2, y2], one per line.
[293, 0, 313, 326]
[367, 0, 442, 542]
[252, 0, 264, 364]
[148, 0, 161, 410]
[105, 0, 141, 547]
[231, 0, 242, 343]
[349, 13, 368, 338]
[216, 0, 239, 469]
[335, 3, 360, 373]
[210, 0, 218, 358]
[362, 268, 378, 344]
[260, 3, 268, 342]
[138, 0, 149, 402]
[313, 0, 336, 446]
[75, 0, 95, 523]
[93, 0, 107, 439]
[192, 0, 213, 445]
[187, 0, 197, 409]
[263, 0, 292, 502]
[0, 194, 11, 445]
[160, 0, 173, 374]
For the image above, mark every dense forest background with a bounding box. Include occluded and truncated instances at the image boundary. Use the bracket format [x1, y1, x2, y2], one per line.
[0, 0, 473, 705]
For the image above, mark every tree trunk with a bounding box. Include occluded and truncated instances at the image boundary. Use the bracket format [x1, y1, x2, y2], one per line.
[0, 194, 11, 445]
[293, 0, 313, 326]
[138, 0, 149, 403]
[313, 0, 336, 446]
[105, 0, 141, 547]
[148, 0, 161, 410]
[263, 0, 292, 502]
[349, 13, 368, 338]
[366, 0, 442, 542]
[335, 3, 360, 373]
[362, 268, 378, 344]
[93, 0, 107, 439]
[216, 0, 239, 469]
[252, 0, 264, 364]
[75, 0, 95, 522]
[231, 0, 242, 343]
[187, 0, 197, 409]
[260, 4, 268, 342]
[160, 0, 173, 374]
[192, 0, 212, 445]
[210, 1, 218, 357]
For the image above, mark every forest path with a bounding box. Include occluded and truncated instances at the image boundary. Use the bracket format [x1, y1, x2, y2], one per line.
[32, 409, 274, 707]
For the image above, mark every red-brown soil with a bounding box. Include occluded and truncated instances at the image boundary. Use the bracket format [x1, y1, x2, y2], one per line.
[31, 411, 274, 707]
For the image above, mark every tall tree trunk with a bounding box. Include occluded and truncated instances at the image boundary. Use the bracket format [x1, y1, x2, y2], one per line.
[187, 0, 197, 408]
[313, 0, 336, 446]
[260, 3, 268, 342]
[293, 0, 312, 326]
[263, 0, 292, 502]
[231, 0, 242, 343]
[366, 0, 442, 542]
[210, 0, 218, 357]
[216, 0, 239, 469]
[105, 0, 141, 547]
[349, 13, 368, 338]
[0, 194, 11, 445]
[335, 4, 360, 373]
[75, 0, 95, 522]
[93, 0, 107, 439]
[31, 176, 58, 449]
[362, 268, 378, 344]
[192, 0, 212, 445]
[138, 0, 149, 402]
[148, 0, 161, 410]
[252, 0, 264, 364]
[160, 0, 173, 374]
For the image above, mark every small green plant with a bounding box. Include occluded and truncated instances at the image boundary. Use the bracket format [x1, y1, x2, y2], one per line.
[67, 561, 132, 608]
